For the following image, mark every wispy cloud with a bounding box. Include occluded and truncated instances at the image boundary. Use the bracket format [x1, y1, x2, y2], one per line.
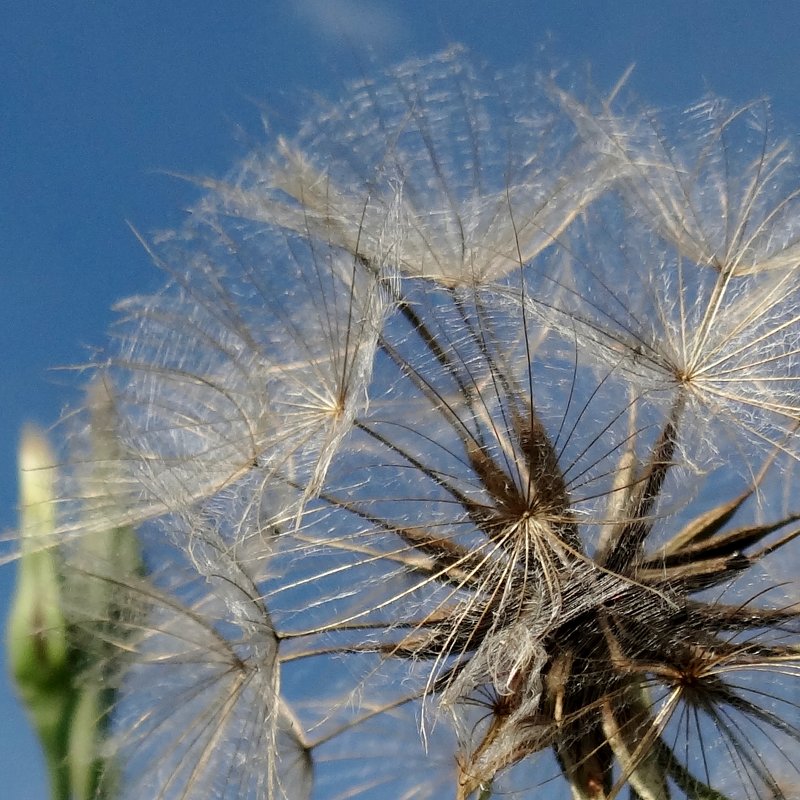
[292, 0, 407, 52]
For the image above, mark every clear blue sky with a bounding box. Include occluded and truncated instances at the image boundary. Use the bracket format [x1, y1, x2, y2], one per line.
[3, 2, 800, 796]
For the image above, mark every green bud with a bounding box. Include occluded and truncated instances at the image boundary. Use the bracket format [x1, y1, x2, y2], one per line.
[7, 425, 74, 800]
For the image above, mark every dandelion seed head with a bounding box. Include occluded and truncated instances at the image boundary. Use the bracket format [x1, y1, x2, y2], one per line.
[45, 47, 800, 800]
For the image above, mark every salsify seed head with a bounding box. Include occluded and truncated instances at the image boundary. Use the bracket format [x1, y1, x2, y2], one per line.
[48, 47, 800, 799]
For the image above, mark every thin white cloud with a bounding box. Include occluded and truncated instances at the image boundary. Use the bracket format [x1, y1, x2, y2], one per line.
[292, 0, 407, 51]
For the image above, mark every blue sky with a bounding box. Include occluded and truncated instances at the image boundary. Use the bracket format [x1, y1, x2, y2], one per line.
[3, 2, 800, 796]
